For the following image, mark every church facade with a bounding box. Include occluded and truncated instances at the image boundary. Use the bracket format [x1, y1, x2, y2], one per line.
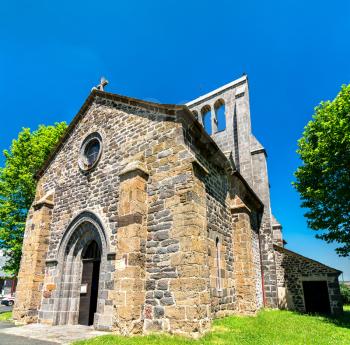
[13, 75, 342, 336]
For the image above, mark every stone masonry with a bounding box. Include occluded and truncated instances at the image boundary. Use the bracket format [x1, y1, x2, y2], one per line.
[13, 75, 342, 336]
[186, 77, 278, 308]
[274, 245, 342, 315]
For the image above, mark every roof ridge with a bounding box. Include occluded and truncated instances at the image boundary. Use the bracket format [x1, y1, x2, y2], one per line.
[274, 244, 342, 274]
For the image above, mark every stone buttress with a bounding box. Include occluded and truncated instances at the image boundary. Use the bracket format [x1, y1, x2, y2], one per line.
[112, 160, 149, 334]
[13, 185, 54, 323]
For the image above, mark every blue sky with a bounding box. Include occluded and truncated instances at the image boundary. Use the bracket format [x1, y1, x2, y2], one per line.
[1, 1, 349, 279]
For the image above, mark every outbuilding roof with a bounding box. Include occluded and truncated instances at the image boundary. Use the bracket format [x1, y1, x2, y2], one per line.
[274, 244, 342, 274]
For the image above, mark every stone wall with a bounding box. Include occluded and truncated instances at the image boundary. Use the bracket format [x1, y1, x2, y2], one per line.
[33, 98, 170, 330]
[252, 226, 264, 309]
[13, 82, 344, 337]
[274, 245, 342, 315]
[14, 90, 265, 336]
[186, 77, 278, 308]
[112, 163, 148, 334]
[231, 207, 257, 314]
[13, 188, 54, 323]
[181, 112, 264, 317]
[140, 119, 211, 336]
[194, 159, 235, 317]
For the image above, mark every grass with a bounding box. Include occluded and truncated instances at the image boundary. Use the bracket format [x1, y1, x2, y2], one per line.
[0, 311, 12, 321]
[73, 306, 350, 345]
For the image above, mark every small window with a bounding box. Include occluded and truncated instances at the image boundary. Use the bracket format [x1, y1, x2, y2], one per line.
[201, 105, 212, 135]
[215, 99, 226, 131]
[216, 237, 222, 291]
[79, 133, 103, 171]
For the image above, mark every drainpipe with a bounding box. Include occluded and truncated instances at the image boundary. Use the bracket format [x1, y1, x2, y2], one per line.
[257, 214, 267, 307]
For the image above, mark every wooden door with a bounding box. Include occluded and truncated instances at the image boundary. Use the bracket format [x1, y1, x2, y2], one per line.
[302, 281, 331, 315]
[78, 241, 101, 326]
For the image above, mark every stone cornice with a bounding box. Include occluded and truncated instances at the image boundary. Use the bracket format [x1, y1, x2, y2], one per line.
[33, 200, 54, 210]
[119, 161, 149, 178]
[190, 157, 209, 175]
[230, 204, 251, 215]
[251, 148, 266, 156]
[33, 190, 54, 210]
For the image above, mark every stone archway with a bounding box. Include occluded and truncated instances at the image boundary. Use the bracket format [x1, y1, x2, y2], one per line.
[53, 215, 107, 326]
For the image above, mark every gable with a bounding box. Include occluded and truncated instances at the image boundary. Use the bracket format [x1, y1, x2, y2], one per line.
[274, 244, 341, 274]
[35, 90, 183, 179]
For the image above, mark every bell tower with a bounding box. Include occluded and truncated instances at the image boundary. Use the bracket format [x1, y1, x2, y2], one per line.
[186, 75, 280, 308]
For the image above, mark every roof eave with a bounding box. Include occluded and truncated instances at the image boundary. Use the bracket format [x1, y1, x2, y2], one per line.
[274, 244, 342, 275]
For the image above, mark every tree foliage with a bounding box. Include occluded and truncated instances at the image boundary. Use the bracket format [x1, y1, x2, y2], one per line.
[0, 122, 67, 273]
[340, 283, 350, 305]
[294, 85, 350, 256]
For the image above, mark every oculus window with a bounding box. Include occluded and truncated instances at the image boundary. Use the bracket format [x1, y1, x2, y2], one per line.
[79, 132, 103, 171]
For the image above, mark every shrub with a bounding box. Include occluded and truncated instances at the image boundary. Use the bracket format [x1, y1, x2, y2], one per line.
[340, 283, 350, 304]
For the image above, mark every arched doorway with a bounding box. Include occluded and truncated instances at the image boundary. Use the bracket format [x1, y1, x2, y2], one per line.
[78, 240, 101, 325]
[53, 215, 108, 327]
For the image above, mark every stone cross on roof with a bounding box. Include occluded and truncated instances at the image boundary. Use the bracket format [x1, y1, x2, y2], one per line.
[91, 77, 109, 92]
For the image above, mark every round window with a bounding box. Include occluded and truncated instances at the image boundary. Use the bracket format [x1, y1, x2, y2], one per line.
[79, 133, 102, 171]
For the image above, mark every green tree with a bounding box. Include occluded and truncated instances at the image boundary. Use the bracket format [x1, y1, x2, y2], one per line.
[340, 283, 350, 305]
[0, 122, 67, 273]
[294, 85, 350, 256]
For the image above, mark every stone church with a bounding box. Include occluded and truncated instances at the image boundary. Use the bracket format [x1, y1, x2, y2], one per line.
[13, 75, 342, 336]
